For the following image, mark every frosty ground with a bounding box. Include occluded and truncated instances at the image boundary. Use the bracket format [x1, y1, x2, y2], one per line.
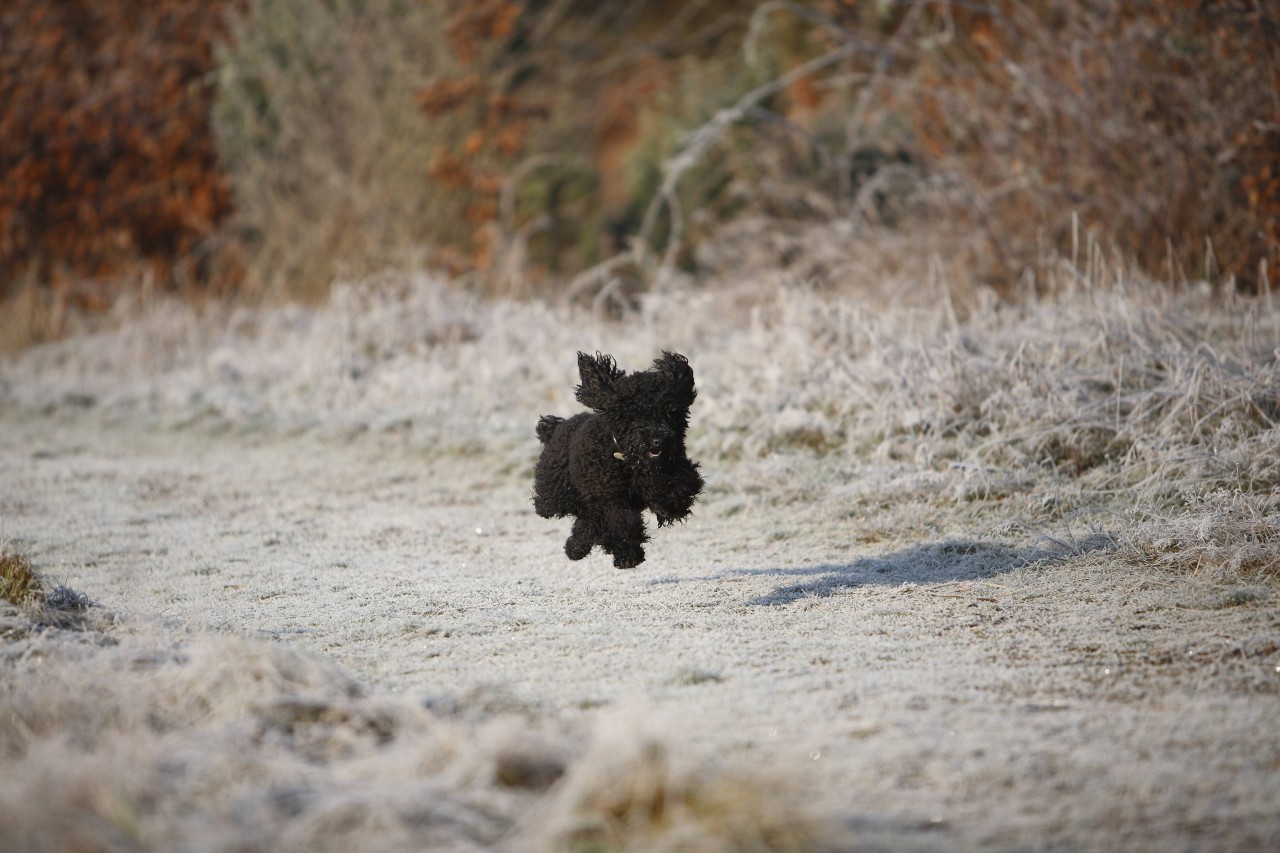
[2, 271, 1278, 851]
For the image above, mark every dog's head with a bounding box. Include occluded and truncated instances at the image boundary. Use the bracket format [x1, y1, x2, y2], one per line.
[575, 351, 696, 467]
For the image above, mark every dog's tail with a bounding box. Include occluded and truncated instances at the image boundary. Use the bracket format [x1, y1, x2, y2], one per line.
[536, 415, 564, 444]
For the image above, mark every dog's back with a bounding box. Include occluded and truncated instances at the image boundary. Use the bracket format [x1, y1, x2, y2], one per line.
[533, 412, 588, 519]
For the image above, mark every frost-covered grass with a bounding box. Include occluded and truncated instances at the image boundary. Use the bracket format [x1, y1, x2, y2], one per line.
[4, 262, 1277, 581]
[0, 609, 838, 852]
[1, 266, 1278, 850]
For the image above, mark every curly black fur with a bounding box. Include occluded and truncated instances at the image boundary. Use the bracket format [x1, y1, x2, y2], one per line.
[533, 351, 704, 569]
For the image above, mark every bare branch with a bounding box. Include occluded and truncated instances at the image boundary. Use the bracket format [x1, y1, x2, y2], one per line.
[635, 41, 860, 284]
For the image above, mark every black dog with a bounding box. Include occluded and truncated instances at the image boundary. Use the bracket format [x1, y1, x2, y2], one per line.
[533, 351, 704, 568]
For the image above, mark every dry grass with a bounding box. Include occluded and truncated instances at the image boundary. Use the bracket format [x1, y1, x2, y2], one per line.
[0, 541, 96, 636]
[1123, 489, 1280, 582]
[527, 714, 838, 852]
[0, 541, 41, 607]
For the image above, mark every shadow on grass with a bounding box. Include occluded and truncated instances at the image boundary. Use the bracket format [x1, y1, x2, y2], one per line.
[663, 536, 1117, 606]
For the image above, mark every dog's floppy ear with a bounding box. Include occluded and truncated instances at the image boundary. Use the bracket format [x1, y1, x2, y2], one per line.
[575, 351, 623, 411]
[653, 351, 696, 410]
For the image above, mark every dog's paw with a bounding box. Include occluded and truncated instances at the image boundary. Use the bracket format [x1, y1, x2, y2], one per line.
[565, 537, 592, 561]
[613, 546, 645, 569]
[655, 506, 692, 527]
[653, 504, 693, 528]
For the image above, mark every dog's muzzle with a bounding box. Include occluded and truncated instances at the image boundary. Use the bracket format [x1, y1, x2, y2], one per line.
[611, 433, 667, 463]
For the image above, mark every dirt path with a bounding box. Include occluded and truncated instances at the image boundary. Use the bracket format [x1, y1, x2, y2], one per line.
[3, 407, 1277, 850]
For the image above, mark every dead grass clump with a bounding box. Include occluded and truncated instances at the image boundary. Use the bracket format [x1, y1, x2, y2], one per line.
[0, 541, 95, 633]
[1030, 426, 1131, 477]
[0, 542, 41, 607]
[883, 274, 1280, 507]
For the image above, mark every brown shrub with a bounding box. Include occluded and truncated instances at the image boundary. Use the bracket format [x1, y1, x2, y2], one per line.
[414, 1, 1278, 295]
[413, 0, 753, 293]
[877, 0, 1279, 290]
[0, 0, 245, 308]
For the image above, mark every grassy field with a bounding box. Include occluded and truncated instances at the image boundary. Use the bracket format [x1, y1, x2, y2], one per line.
[5, 252, 1277, 578]
[2, 260, 1278, 850]
[3, 3, 1276, 847]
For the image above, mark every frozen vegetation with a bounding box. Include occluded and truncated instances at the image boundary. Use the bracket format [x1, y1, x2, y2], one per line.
[2, 263, 1278, 850]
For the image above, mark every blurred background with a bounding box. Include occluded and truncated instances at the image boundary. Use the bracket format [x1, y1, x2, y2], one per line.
[2, 0, 1276, 350]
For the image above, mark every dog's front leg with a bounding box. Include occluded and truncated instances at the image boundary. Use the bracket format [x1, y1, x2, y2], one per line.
[597, 504, 647, 569]
[564, 516, 596, 561]
[641, 459, 705, 527]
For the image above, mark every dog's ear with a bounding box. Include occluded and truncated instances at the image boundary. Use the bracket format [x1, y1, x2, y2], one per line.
[653, 351, 696, 410]
[575, 351, 623, 411]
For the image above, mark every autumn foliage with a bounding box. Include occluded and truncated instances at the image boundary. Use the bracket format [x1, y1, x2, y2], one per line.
[417, 0, 1277, 292]
[0, 0, 1276, 343]
[415, 0, 748, 285]
[891, 0, 1279, 289]
[0, 0, 246, 306]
